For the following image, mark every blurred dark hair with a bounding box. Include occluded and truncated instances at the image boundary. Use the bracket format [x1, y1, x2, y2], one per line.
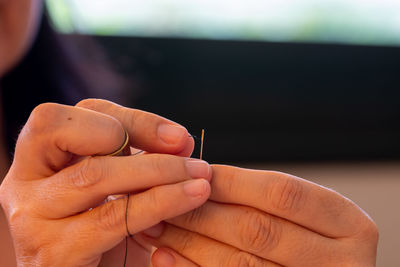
[0, 13, 128, 154]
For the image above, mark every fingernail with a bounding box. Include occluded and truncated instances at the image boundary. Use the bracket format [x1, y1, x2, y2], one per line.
[158, 124, 187, 145]
[183, 179, 208, 197]
[154, 249, 175, 267]
[185, 159, 211, 179]
[142, 223, 164, 238]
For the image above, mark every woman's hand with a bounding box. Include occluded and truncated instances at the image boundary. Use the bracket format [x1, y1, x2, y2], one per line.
[0, 99, 212, 266]
[145, 165, 378, 267]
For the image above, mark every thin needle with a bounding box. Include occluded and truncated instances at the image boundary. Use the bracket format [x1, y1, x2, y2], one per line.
[200, 129, 205, 160]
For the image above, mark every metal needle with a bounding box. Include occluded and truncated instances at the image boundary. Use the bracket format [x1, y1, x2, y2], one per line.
[200, 129, 205, 160]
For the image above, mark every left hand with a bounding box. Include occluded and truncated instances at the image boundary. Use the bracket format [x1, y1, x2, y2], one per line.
[75, 99, 200, 266]
[0, 99, 205, 267]
[143, 165, 379, 267]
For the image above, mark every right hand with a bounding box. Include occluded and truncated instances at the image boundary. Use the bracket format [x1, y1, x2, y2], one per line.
[0, 99, 212, 266]
[148, 165, 378, 267]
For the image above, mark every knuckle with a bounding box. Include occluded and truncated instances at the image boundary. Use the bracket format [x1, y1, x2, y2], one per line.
[70, 157, 105, 189]
[226, 251, 261, 267]
[139, 187, 167, 223]
[360, 219, 379, 243]
[270, 174, 305, 213]
[220, 166, 241, 197]
[18, 244, 52, 266]
[8, 218, 55, 265]
[122, 108, 147, 134]
[148, 154, 168, 175]
[75, 98, 100, 109]
[124, 108, 138, 132]
[174, 230, 195, 253]
[239, 210, 280, 254]
[96, 200, 124, 232]
[7, 205, 27, 225]
[32, 245, 55, 266]
[182, 205, 205, 226]
[31, 103, 60, 119]
[77, 99, 125, 152]
[319, 190, 351, 218]
[76, 98, 121, 124]
[146, 188, 165, 220]
[25, 103, 61, 134]
[225, 172, 237, 196]
[109, 118, 125, 144]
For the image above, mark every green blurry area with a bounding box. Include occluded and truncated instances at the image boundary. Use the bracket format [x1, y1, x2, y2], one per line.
[46, 0, 400, 46]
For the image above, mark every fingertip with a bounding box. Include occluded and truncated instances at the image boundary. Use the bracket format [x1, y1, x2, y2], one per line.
[152, 248, 176, 267]
[155, 123, 196, 156]
[158, 124, 187, 145]
[176, 135, 195, 157]
[142, 222, 165, 238]
[185, 159, 212, 181]
[182, 179, 211, 199]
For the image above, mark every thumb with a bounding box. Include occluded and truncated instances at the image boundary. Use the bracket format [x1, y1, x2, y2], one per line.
[14, 103, 126, 178]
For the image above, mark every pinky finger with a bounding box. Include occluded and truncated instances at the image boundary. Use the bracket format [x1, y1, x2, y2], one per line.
[152, 247, 199, 267]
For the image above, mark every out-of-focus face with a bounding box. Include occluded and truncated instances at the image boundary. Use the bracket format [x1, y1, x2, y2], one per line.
[0, 0, 43, 77]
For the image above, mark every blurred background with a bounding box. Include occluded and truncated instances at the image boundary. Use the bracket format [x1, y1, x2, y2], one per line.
[44, 0, 400, 265]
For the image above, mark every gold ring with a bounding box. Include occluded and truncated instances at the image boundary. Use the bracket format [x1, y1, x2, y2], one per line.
[107, 130, 129, 156]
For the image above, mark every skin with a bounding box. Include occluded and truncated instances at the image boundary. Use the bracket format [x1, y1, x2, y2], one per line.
[0, 0, 43, 76]
[0, 1, 379, 266]
[0, 1, 44, 265]
[0, 99, 379, 267]
[0, 99, 209, 266]
[147, 167, 379, 266]
[0, 99, 15, 266]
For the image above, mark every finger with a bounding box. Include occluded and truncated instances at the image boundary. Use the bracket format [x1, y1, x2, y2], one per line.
[34, 155, 211, 218]
[14, 103, 126, 178]
[152, 247, 198, 267]
[76, 99, 195, 157]
[143, 224, 281, 267]
[63, 179, 210, 258]
[166, 201, 339, 266]
[101, 236, 151, 267]
[209, 165, 370, 238]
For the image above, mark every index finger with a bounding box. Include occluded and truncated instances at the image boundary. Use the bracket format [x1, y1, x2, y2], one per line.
[76, 99, 194, 156]
[209, 165, 373, 238]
